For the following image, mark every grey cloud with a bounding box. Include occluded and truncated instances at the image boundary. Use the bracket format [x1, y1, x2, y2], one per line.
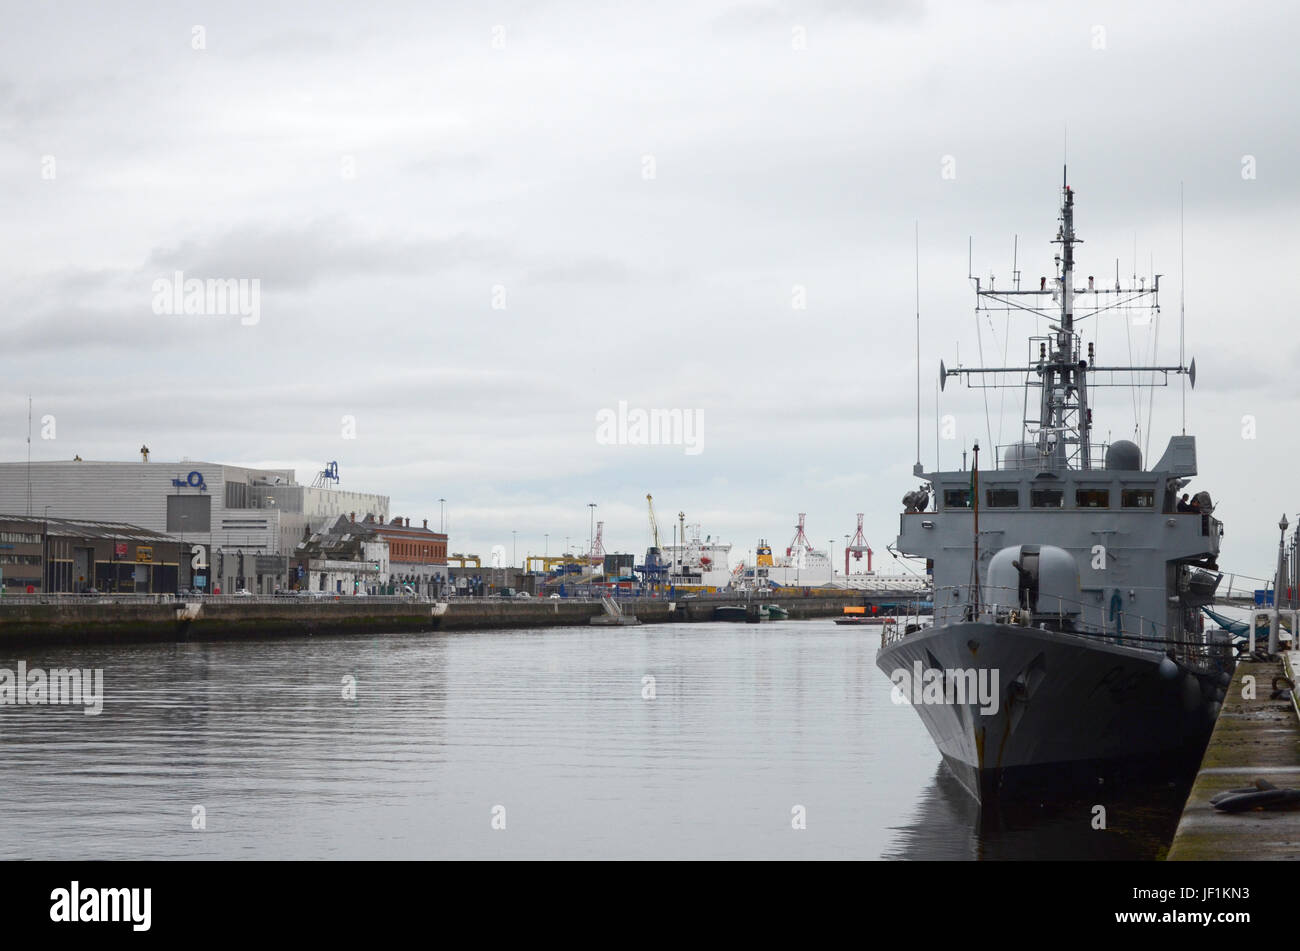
[147, 224, 509, 291]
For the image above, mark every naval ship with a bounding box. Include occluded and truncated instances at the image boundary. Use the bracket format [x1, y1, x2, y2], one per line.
[877, 173, 1232, 801]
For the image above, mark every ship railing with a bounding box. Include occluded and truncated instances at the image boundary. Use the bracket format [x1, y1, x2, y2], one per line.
[889, 584, 1224, 669]
[992, 442, 1110, 472]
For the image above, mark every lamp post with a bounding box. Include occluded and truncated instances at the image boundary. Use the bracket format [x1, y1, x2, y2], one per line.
[43, 505, 51, 594]
[1273, 514, 1289, 654]
[512, 530, 517, 571]
[588, 503, 597, 567]
[178, 513, 188, 595]
[1285, 514, 1300, 611]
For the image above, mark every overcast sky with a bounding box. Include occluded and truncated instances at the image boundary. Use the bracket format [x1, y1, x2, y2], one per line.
[2, 0, 1297, 580]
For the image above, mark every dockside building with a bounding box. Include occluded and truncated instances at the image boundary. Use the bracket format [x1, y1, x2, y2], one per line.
[0, 459, 390, 594]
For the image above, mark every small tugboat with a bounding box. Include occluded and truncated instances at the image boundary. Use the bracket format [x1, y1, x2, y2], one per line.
[834, 606, 891, 625]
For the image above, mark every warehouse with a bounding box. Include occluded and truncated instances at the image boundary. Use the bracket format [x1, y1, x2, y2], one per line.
[0, 514, 183, 594]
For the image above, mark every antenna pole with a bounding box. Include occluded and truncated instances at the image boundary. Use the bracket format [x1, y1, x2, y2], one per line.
[26, 396, 33, 517]
[915, 221, 921, 468]
[935, 378, 941, 472]
[971, 442, 981, 617]
[1180, 181, 1186, 435]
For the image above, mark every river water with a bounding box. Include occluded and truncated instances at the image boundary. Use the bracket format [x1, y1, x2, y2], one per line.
[0, 621, 1187, 859]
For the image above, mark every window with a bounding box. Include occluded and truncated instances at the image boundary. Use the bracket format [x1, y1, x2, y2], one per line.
[1122, 488, 1155, 508]
[1031, 487, 1064, 508]
[985, 487, 1019, 507]
[943, 488, 971, 509]
[1076, 488, 1110, 508]
[0, 531, 41, 544]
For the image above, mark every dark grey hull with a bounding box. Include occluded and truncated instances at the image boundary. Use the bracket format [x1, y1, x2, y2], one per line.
[876, 621, 1226, 802]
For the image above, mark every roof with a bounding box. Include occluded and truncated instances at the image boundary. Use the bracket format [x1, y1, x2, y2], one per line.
[0, 514, 177, 543]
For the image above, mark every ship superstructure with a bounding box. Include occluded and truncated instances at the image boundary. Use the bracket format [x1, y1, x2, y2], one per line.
[662, 519, 734, 590]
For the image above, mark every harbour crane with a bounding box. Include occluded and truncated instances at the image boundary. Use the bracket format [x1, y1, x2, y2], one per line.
[637, 494, 667, 587]
[846, 513, 873, 574]
[589, 521, 607, 567]
[646, 494, 661, 550]
[786, 513, 813, 570]
[786, 513, 813, 558]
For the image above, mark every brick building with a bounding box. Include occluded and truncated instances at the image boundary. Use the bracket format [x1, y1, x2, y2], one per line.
[362, 514, 449, 597]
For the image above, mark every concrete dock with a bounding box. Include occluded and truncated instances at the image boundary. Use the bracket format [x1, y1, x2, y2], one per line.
[1167, 653, 1300, 860]
[0, 592, 876, 647]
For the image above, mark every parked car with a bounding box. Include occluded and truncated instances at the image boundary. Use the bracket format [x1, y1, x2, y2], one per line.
[548, 593, 561, 600]
[514, 591, 531, 599]
[234, 589, 253, 597]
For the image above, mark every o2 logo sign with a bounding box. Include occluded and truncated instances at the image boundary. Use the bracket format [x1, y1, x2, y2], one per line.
[171, 470, 208, 492]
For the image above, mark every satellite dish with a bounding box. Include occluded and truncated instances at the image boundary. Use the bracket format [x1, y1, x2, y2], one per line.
[939, 360, 947, 391]
[1188, 357, 1196, 389]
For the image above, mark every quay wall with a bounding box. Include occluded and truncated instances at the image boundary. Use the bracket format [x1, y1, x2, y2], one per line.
[0, 593, 878, 647]
[1167, 654, 1300, 860]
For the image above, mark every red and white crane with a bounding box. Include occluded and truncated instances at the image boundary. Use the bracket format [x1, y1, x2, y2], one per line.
[589, 521, 607, 567]
[786, 513, 813, 562]
[845, 513, 873, 575]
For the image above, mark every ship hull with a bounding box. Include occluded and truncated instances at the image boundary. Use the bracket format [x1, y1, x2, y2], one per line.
[876, 621, 1225, 802]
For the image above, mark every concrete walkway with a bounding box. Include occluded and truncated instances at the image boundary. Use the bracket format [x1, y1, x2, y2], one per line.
[1167, 653, 1300, 860]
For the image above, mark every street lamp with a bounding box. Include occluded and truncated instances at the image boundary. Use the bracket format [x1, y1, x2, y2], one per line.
[588, 503, 597, 566]
[512, 530, 517, 570]
[1274, 514, 1289, 654]
[178, 513, 189, 595]
[43, 505, 51, 594]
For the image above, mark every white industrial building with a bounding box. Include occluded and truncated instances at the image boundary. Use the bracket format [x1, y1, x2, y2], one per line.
[0, 457, 389, 593]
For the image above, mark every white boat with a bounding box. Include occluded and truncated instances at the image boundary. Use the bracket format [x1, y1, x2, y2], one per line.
[661, 522, 733, 590]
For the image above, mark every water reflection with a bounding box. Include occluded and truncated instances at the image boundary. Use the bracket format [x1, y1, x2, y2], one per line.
[884, 762, 1191, 860]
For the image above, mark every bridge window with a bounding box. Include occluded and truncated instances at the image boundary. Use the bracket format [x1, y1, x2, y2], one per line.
[1031, 488, 1064, 508]
[1076, 488, 1110, 508]
[985, 487, 1019, 507]
[1121, 489, 1155, 508]
[943, 488, 971, 509]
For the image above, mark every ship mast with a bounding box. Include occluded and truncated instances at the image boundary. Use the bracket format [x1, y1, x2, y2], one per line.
[940, 169, 1192, 473]
[1041, 168, 1091, 467]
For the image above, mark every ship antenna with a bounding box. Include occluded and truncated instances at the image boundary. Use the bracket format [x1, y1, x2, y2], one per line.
[1180, 181, 1186, 435]
[970, 441, 981, 616]
[915, 220, 921, 470]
